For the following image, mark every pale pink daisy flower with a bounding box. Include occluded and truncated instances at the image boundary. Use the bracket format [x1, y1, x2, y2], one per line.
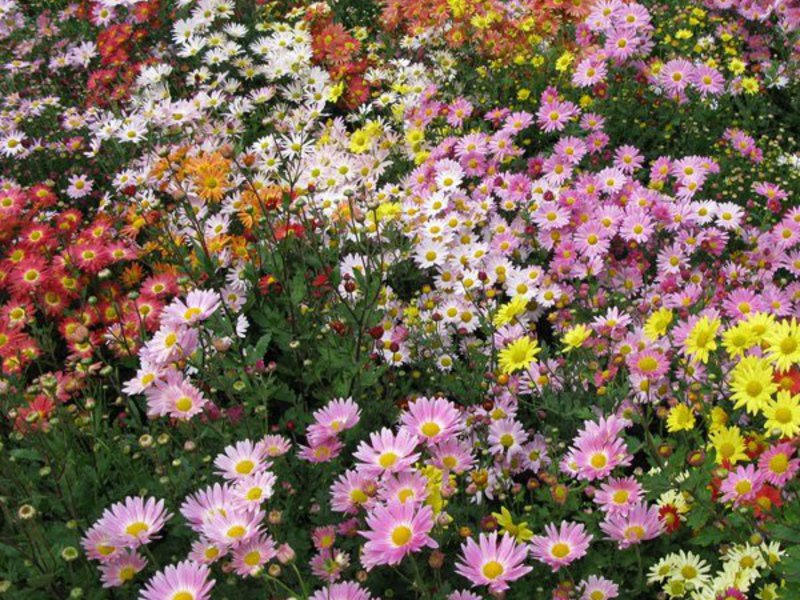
[330, 469, 375, 514]
[360, 501, 437, 570]
[353, 428, 420, 477]
[180, 483, 234, 531]
[188, 538, 225, 564]
[99, 550, 147, 588]
[572, 59, 607, 87]
[593, 477, 643, 515]
[690, 64, 725, 96]
[529, 521, 592, 571]
[66, 174, 93, 199]
[230, 533, 278, 576]
[307, 397, 361, 444]
[102, 496, 172, 549]
[454, 532, 532, 593]
[144, 370, 207, 420]
[580, 575, 620, 600]
[400, 396, 463, 444]
[231, 471, 277, 509]
[659, 59, 693, 94]
[140, 560, 214, 600]
[599, 502, 663, 549]
[378, 471, 430, 506]
[299, 430, 345, 460]
[214, 440, 270, 481]
[81, 523, 121, 563]
[430, 439, 476, 474]
[162, 290, 220, 327]
[758, 443, 799, 486]
[201, 508, 264, 549]
[488, 418, 529, 455]
[259, 434, 292, 457]
[309, 582, 374, 600]
[448, 591, 483, 600]
[568, 436, 631, 481]
[537, 99, 579, 133]
[720, 464, 764, 506]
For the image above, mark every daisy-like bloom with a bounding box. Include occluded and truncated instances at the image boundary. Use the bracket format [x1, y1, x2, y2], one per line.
[536, 99, 579, 133]
[666, 404, 696, 433]
[140, 560, 214, 600]
[144, 370, 207, 420]
[498, 336, 540, 374]
[353, 428, 420, 477]
[359, 501, 437, 570]
[758, 442, 799, 486]
[162, 290, 220, 327]
[730, 356, 777, 414]
[765, 318, 800, 372]
[762, 390, 800, 438]
[627, 349, 668, 380]
[99, 550, 147, 588]
[569, 435, 631, 482]
[684, 316, 721, 364]
[593, 477, 643, 515]
[431, 439, 475, 474]
[214, 439, 270, 481]
[230, 533, 277, 576]
[401, 396, 462, 445]
[102, 496, 172, 549]
[708, 425, 748, 465]
[579, 575, 619, 600]
[259, 434, 292, 457]
[330, 469, 375, 514]
[307, 397, 361, 444]
[720, 464, 764, 506]
[488, 418, 529, 455]
[231, 471, 277, 510]
[690, 64, 724, 96]
[66, 174, 93, 199]
[297, 437, 344, 463]
[188, 538, 225, 564]
[202, 508, 264, 549]
[599, 502, 663, 549]
[454, 532, 532, 593]
[529, 521, 592, 571]
[309, 582, 374, 600]
[448, 591, 483, 600]
[82, 523, 121, 563]
[379, 471, 429, 506]
[669, 550, 712, 590]
[180, 483, 234, 531]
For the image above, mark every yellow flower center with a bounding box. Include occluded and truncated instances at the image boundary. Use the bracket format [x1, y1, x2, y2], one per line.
[236, 459, 255, 474]
[551, 542, 570, 559]
[500, 433, 514, 448]
[637, 356, 658, 372]
[769, 454, 788, 474]
[590, 452, 607, 469]
[624, 525, 645, 540]
[780, 338, 797, 354]
[442, 456, 457, 469]
[246, 487, 263, 501]
[175, 397, 193, 412]
[119, 566, 136, 582]
[350, 488, 368, 504]
[391, 525, 413, 546]
[746, 381, 763, 397]
[398, 489, 414, 503]
[244, 551, 262, 566]
[612, 490, 630, 504]
[227, 525, 246, 539]
[735, 480, 752, 495]
[482, 560, 504, 579]
[173, 592, 194, 600]
[774, 407, 792, 423]
[379, 452, 398, 468]
[421, 422, 441, 438]
[184, 307, 202, 320]
[125, 522, 149, 537]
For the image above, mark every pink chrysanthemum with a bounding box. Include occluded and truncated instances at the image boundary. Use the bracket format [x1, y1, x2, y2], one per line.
[214, 439, 270, 481]
[162, 289, 220, 327]
[379, 471, 430, 506]
[720, 464, 764, 506]
[529, 521, 593, 571]
[400, 396, 463, 445]
[180, 484, 235, 531]
[259, 434, 292, 457]
[593, 477, 643, 515]
[353, 428, 420, 477]
[309, 581, 374, 600]
[230, 533, 277, 576]
[360, 501, 437, 570]
[455, 532, 532, 593]
[101, 496, 172, 549]
[599, 502, 663, 549]
[758, 442, 800, 486]
[201, 508, 264, 549]
[98, 550, 147, 588]
[307, 397, 361, 444]
[580, 575, 620, 600]
[140, 560, 214, 600]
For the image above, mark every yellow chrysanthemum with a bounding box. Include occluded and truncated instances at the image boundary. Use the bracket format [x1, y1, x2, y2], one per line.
[493, 296, 528, 327]
[722, 323, 756, 358]
[562, 324, 592, 352]
[492, 507, 533, 542]
[743, 312, 775, 344]
[498, 336, 540, 374]
[685, 316, 721, 364]
[730, 356, 777, 415]
[666, 404, 695, 432]
[644, 308, 673, 340]
[708, 425, 748, 465]
[765, 318, 800, 372]
[762, 391, 800, 438]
